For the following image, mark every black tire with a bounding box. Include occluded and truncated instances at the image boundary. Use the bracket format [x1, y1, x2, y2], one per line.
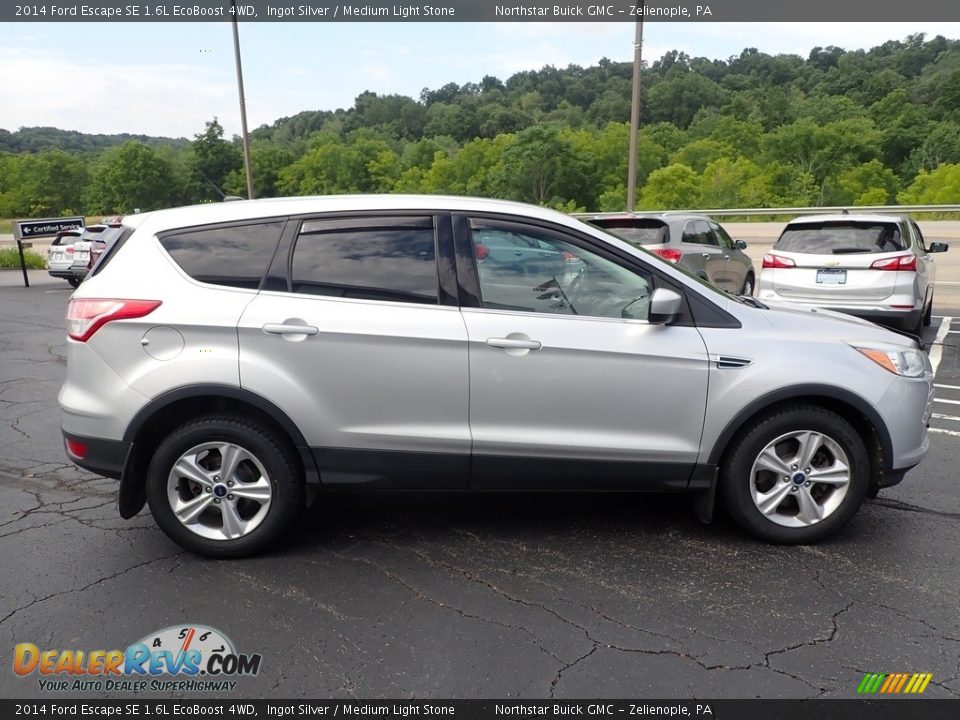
[923, 294, 933, 327]
[740, 273, 755, 296]
[146, 415, 303, 558]
[720, 405, 869, 544]
[67, 277, 80, 288]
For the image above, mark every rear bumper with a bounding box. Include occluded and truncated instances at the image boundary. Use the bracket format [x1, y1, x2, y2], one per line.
[48, 268, 74, 279]
[62, 431, 131, 480]
[756, 292, 922, 329]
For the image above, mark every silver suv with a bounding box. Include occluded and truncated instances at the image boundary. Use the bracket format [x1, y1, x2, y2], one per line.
[758, 214, 948, 334]
[59, 196, 935, 557]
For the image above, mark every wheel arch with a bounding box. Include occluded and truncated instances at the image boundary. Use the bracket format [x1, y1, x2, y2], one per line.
[119, 385, 319, 519]
[707, 385, 891, 492]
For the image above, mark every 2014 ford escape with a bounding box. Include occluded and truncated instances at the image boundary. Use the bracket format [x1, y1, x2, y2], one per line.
[59, 195, 935, 557]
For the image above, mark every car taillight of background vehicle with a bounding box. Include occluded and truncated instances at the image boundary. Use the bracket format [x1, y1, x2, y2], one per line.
[652, 248, 683, 263]
[66, 299, 161, 342]
[762, 253, 796, 269]
[870, 254, 917, 271]
[475, 244, 489, 260]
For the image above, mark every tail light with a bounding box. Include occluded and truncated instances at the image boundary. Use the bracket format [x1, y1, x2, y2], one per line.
[65, 246, 74, 255]
[652, 248, 683, 263]
[870, 254, 917, 271]
[66, 299, 161, 342]
[762, 253, 796, 269]
[562, 251, 579, 261]
[475, 244, 489, 261]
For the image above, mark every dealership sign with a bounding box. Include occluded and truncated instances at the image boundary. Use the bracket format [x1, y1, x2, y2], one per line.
[15, 217, 85, 238]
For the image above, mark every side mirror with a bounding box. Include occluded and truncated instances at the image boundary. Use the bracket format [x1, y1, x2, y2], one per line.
[648, 287, 683, 325]
[928, 242, 949, 253]
[735, 240, 747, 250]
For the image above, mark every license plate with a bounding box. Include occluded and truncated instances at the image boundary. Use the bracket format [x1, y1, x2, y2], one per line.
[76, 251, 89, 260]
[51, 253, 62, 260]
[816, 268, 846, 284]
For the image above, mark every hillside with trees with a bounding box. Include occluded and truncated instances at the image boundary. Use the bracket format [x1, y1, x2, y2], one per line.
[1, 33, 959, 218]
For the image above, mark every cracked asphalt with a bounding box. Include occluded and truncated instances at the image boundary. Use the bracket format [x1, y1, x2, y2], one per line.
[1, 270, 959, 700]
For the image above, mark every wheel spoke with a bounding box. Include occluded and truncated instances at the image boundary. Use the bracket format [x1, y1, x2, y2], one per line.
[756, 482, 794, 516]
[756, 448, 793, 477]
[808, 462, 850, 486]
[796, 431, 823, 470]
[173, 456, 213, 488]
[174, 493, 214, 524]
[796, 487, 824, 525]
[219, 501, 247, 539]
[219, 443, 246, 483]
[231, 477, 271, 503]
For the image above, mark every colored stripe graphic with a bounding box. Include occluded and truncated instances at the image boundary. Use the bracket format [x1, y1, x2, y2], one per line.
[857, 672, 932, 694]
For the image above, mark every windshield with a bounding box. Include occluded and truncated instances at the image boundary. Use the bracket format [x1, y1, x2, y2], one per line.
[775, 222, 904, 254]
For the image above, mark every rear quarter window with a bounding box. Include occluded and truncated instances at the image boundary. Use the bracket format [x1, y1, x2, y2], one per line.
[159, 221, 284, 289]
[775, 222, 904, 254]
[592, 219, 668, 245]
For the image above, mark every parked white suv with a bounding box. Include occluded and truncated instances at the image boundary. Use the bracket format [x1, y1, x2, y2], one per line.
[757, 214, 948, 334]
[59, 196, 935, 557]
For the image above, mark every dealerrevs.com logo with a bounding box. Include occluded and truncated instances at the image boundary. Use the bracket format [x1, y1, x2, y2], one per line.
[13, 625, 262, 693]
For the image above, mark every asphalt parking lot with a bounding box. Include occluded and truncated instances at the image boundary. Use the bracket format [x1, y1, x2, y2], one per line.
[1, 269, 959, 700]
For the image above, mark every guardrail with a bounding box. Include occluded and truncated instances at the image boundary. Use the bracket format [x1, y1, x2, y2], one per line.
[575, 204, 960, 219]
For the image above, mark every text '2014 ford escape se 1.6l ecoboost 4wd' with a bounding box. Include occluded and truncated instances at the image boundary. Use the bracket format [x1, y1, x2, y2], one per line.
[59, 196, 935, 557]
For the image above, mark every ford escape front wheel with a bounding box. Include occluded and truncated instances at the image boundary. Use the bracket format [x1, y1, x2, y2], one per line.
[146, 416, 303, 558]
[720, 405, 869, 543]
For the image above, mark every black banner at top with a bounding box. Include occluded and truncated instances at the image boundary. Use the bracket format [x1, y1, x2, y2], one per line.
[2, 699, 960, 719]
[5, 0, 960, 22]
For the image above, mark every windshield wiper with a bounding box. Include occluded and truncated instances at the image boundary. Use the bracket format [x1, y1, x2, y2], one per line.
[738, 295, 768, 309]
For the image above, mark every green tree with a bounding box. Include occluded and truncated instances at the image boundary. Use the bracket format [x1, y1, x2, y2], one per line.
[84, 142, 177, 214]
[189, 118, 242, 200]
[638, 163, 701, 210]
[897, 163, 960, 204]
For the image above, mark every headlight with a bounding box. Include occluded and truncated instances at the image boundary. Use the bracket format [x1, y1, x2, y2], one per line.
[853, 345, 927, 378]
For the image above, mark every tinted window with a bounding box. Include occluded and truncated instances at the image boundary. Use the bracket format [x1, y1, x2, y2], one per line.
[775, 222, 904, 254]
[682, 221, 714, 245]
[291, 220, 438, 304]
[712, 223, 735, 250]
[160, 222, 283, 289]
[471, 220, 652, 320]
[590, 219, 669, 245]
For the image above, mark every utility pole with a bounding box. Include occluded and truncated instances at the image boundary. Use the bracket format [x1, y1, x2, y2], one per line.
[626, 1, 645, 212]
[231, 0, 255, 200]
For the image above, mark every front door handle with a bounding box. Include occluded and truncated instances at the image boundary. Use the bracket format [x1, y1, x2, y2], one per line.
[263, 323, 319, 336]
[702, 252, 711, 259]
[487, 337, 542, 350]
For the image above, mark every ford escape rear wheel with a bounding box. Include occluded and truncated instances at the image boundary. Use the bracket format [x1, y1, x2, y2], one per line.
[720, 405, 869, 543]
[146, 416, 303, 558]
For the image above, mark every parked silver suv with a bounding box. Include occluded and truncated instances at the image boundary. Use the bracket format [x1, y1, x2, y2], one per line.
[757, 214, 948, 333]
[59, 196, 935, 557]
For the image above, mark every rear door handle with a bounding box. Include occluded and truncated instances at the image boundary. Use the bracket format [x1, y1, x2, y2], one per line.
[487, 337, 542, 350]
[263, 323, 319, 336]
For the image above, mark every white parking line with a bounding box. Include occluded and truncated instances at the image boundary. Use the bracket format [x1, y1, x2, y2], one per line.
[932, 413, 960, 422]
[935, 384, 960, 390]
[929, 316, 952, 377]
[929, 427, 960, 437]
[934, 398, 960, 405]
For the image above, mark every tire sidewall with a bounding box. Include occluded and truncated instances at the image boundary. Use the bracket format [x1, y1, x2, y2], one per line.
[146, 417, 301, 558]
[722, 407, 869, 543]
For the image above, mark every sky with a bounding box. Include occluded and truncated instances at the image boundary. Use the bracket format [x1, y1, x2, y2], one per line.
[2, 21, 959, 139]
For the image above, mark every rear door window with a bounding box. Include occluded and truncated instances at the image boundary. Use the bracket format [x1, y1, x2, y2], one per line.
[775, 222, 904, 254]
[291, 217, 439, 304]
[160, 221, 284, 289]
